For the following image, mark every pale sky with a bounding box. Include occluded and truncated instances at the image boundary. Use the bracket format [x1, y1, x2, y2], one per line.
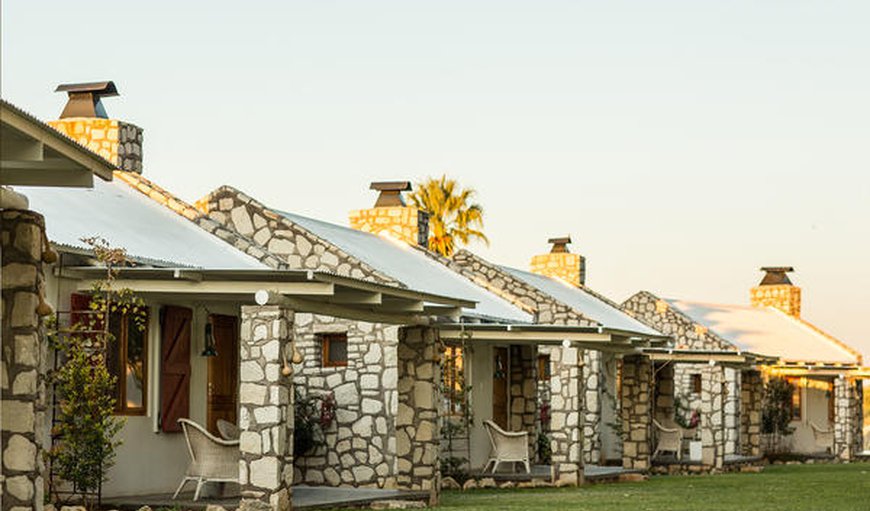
[3, 1, 869, 358]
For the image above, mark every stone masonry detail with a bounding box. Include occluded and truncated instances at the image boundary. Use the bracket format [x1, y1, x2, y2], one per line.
[529, 252, 584, 287]
[239, 305, 294, 511]
[292, 315, 399, 488]
[348, 206, 429, 247]
[509, 345, 539, 457]
[548, 346, 584, 485]
[740, 370, 763, 457]
[750, 284, 801, 318]
[48, 118, 144, 173]
[582, 350, 602, 464]
[700, 364, 726, 469]
[833, 377, 864, 460]
[1, 209, 48, 511]
[621, 354, 652, 470]
[396, 326, 441, 501]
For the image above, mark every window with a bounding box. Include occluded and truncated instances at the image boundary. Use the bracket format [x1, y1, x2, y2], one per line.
[691, 374, 702, 394]
[442, 345, 465, 415]
[537, 355, 551, 381]
[107, 309, 149, 415]
[786, 377, 802, 421]
[828, 381, 835, 423]
[320, 333, 348, 367]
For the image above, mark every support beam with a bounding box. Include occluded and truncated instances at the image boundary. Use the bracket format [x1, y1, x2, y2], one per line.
[740, 369, 763, 457]
[238, 305, 294, 511]
[327, 290, 382, 305]
[700, 364, 726, 469]
[75, 279, 335, 296]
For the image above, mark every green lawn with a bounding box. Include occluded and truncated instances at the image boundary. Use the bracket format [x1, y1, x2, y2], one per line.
[431, 464, 870, 511]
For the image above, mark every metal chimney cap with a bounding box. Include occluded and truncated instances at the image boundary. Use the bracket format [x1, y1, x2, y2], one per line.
[370, 181, 412, 207]
[55, 81, 119, 97]
[370, 181, 412, 192]
[548, 236, 572, 253]
[55, 81, 119, 119]
[759, 266, 795, 286]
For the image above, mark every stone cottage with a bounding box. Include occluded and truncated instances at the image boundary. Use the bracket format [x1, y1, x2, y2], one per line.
[622, 266, 865, 460]
[1, 96, 116, 511]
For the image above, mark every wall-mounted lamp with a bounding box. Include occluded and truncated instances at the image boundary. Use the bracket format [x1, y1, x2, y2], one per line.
[201, 317, 218, 357]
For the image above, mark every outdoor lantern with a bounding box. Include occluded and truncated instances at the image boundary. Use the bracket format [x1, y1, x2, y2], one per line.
[201, 318, 218, 357]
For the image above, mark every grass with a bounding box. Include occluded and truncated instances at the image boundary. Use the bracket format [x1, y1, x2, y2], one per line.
[429, 464, 870, 511]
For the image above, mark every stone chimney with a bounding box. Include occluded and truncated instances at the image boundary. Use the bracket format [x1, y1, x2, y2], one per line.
[348, 181, 429, 246]
[529, 236, 586, 286]
[750, 266, 801, 317]
[47, 81, 143, 173]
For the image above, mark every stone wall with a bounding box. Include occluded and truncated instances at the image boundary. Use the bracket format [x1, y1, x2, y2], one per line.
[529, 252, 584, 287]
[198, 186, 397, 285]
[548, 346, 584, 485]
[48, 118, 144, 173]
[723, 368, 740, 456]
[833, 377, 864, 460]
[700, 365, 726, 469]
[582, 350, 602, 464]
[509, 345, 538, 456]
[1, 209, 49, 511]
[446, 250, 593, 326]
[622, 292, 733, 351]
[740, 370, 763, 457]
[292, 314, 398, 488]
[621, 355, 652, 470]
[396, 326, 440, 503]
[239, 305, 294, 511]
[653, 362, 675, 422]
[348, 206, 429, 247]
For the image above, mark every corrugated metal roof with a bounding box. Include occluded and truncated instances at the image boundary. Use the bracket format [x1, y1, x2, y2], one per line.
[18, 179, 265, 269]
[665, 299, 860, 365]
[503, 267, 662, 336]
[278, 211, 532, 323]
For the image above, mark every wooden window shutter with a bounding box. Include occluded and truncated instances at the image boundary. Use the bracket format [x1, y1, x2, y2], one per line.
[160, 306, 192, 433]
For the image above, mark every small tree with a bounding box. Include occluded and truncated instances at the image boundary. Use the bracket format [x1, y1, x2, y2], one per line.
[762, 377, 796, 454]
[48, 238, 145, 508]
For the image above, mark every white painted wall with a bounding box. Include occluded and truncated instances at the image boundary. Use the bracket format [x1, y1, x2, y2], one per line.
[45, 273, 243, 497]
[789, 384, 833, 454]
[468, 343, 494, 470]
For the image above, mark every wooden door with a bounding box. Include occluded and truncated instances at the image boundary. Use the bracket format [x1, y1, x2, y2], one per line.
[492, 347, 509, 429]
[160, 306, 192, 433]
[207, 315, 239, 434]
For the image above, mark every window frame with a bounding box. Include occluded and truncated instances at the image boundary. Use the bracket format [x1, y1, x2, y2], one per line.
[786, 377, 802, 421]
[109, 309, 149, 416]
[691, 374, 702, 395]
[537, 354, 551, 381]
[320, 332, 349, 368]
[442, 344, 465, 416]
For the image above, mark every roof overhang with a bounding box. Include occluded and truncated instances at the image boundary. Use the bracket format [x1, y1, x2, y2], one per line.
[765, 362, 864, 378]
[1, 99, 116, 187]
[437, 323, 664, 353]
[60, 267, 476, 325]
[643, 347, 777, 367]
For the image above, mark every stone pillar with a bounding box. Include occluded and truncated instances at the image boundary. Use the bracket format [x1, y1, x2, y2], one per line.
[1, 209, 48, 511]
[833, 377, 863, 461]
[723, 369, 740, 456]
[549, 346, 584, 485]
[509, 345, 538, 456]
[700, 364, 725, 469]
[239, 305, 294, 511]
[740, 370, 763, 457]
[582, 350, 601, 464]
[621, 355, 652, 470]
[395, 326, 440, 503]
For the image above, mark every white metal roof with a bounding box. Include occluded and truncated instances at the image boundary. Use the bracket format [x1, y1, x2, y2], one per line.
[503, 267, 663, 337]
[278, 211, 532, 323]
[665, 299, 860, 365]
[18, 179, 265, 269]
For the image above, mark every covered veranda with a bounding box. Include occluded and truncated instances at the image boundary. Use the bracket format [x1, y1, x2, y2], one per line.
[437, 322, 665, 486]
[65, 266, 476, 511]
[634, 348, 776, 471]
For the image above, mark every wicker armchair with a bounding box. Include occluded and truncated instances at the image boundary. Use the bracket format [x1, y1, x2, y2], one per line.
[216, 419, 241, 441]
[653, 419, 683, 461]
[173, 418, 240, 501]
[482, 420, 530, 473]
[810, 422, 834, 452]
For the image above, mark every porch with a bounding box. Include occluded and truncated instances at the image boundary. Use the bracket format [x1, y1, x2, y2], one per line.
[102, 486, 429, 511]
[478, 464, 641, 484]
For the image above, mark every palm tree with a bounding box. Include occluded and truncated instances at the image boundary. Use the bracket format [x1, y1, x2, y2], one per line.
[408, 175, 489, 257]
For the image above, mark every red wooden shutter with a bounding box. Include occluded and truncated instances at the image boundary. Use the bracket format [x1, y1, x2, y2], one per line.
[160, 306, 192, 433]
